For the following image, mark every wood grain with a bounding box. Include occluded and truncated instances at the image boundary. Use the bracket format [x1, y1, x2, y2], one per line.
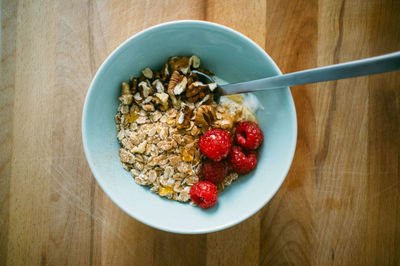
[1, 0, 399, 265]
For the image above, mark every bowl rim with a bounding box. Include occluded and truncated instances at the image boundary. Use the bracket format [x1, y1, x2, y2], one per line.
[82, 20, 297, 234]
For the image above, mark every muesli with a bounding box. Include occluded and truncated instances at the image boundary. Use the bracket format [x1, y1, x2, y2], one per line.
[115, 56, 263, 208]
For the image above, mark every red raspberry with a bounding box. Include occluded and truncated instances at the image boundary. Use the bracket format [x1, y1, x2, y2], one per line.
[202, 160, 228, 185]
[229, 146, 258, 174]
[235, 121, 263, 150]
[190, 181, 218, 209]
[199, 128, 232, 161]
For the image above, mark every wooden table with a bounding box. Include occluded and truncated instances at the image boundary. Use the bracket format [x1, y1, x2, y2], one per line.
[1, 0, 399, 265]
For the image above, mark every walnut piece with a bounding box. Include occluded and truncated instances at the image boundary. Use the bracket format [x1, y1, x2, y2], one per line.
[169, 56, 190, 74]
[119, 95, 133, 105]
[194, 105, 216, 129]
[152, 79, 165, 93]
[118, 82, 133, 105]
[142, 67, 154, 79]
[176, 104, 193, 129]
[121, 81, 131, 95]
[138, 80, 153, 98]
[161, 63, 169, 81]
[155, 92, 169, 111]
[186, 81, 210, 103]
[190, 55, 200, 68]
[129, 77, 138, 93]
[168, 71, 187, 95]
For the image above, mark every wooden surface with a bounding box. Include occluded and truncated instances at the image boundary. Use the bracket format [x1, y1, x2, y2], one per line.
[1, 0, 400, 265]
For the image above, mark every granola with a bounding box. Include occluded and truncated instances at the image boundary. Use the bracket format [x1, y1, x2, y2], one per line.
[115, 55, 258, 203]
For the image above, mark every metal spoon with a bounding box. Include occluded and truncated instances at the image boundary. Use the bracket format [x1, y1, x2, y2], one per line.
[193, 51, 400, 95]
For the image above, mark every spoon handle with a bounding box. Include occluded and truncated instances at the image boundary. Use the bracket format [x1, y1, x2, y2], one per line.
[220, 51, 400, 94]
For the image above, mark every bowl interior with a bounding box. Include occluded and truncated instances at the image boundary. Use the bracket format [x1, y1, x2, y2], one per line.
[82, 21, 297, 234]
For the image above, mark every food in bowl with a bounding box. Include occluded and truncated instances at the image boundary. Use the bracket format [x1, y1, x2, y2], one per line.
[115, 55, 263, 208]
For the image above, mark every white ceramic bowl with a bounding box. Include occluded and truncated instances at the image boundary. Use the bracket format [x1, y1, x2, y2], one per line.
[82, 20, 297, 234]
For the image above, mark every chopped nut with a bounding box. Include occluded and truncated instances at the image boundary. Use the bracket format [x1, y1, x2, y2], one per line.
[169, 94, 181, 109]
[168, 71, 187, 95]
[142, 96, 153, 104]
[161, 63, 169, 81]
[176, 104, 193, 129]
[121, 81, 131, 95]
[194, 105, 216, 129]
[186, 81, 208, 97]
[142, 68, 154, 79]
[138, 80, 153, 98]
[154, 92, 169, 111]
[129, 77, 138, 93]
[119, 95, 133, 105]
[195, 94, 211, 108]
[152, 79, 165, 93]
[169, 56, 190, 74]
[154, 71, 161, 80]
[190, 55, 200, 68]
[133, 92, 143, 104]
[120, 105, 130, 114]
